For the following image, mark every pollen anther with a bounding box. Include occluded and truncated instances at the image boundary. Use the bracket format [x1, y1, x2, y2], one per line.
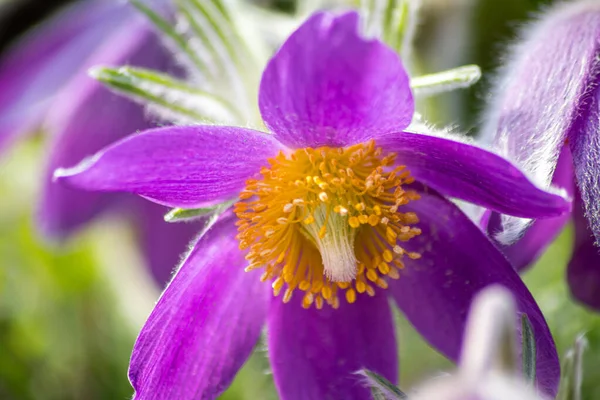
[235, 140, 421, 309]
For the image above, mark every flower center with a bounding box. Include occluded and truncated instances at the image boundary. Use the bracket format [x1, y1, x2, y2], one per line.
[234, 140, 421, 309]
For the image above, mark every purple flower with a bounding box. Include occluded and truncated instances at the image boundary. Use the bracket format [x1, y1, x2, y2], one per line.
[56, 11, 566, 399]
[0, 0, 200, 285]
[479, 0, 600, 310]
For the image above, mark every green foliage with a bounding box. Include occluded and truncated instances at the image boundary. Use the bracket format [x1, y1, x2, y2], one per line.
[90, 66, 241, 123]
[164, 207, 218, 222]
[558, 335, 587, 400]
[164, 200, 236, 223]
[0, 140, 137, 400]
[411, 65, 482, 96]
[360, 0, 417, 55]
[521, 314, 537, 384]
[100, 0, 264, 126]
[360, 369, 408, 399]
[131, 0, 209, 75]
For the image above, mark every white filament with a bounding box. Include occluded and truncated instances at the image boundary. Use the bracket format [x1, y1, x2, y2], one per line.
[302, 205, 358, 282]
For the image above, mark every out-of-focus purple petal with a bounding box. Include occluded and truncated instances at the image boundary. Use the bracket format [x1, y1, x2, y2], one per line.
[567, 191, 600, 310]
[376, 131, 570, 218]
[259, 11, 413, 149]
[133, 199, 202, 287]
[485, 148, 575, 271]
[570, 89, 600, 244]
[388, 187, 559, 396]
[54, 125, 282, 209]
[268, 291, 397, 400]
[481, 2, 600, 191]
[0, 0, 128, 152]
[480, 2, 600, 241]
[39, 14, 175, 238]
[129, 216, 269, 399]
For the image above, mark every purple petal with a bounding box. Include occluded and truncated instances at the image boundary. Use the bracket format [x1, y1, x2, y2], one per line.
[36, 4, 175, 238]
[0, 0, 129, 152]
[133, 199, 202, 287]
[388, 188, 559, 396]
[570, 88, 600, 244]
[479, 2, 600, 239]
[268, 292, 397, 400]
[567, 190, 600, 310]
[562, 8, 600, 309]
[376, 131, 570, 218]
[129, 216, 269, 399]
[485, 147, 575, 271]
[54, 126, 281, 209]
[486, 211, 570, 272]
[259, 11, 413, 149]
[481, 2, 600, 193]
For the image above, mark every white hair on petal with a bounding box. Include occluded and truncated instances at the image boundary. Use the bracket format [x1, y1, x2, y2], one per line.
[479, 0, 600, 243]
[408, 116, 569, 243]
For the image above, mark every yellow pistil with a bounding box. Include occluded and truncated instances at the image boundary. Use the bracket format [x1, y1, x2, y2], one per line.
[235, 140, 422, 309]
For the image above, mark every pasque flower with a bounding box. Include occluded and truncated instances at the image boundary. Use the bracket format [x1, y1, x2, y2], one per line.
[0, 0, 199, 284]
[480, 0, 600, 310]
[56, 11, 567, 399]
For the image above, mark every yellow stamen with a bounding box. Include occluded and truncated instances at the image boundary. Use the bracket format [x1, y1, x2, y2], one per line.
[234, 140, 421, 309]
[346, 288, 357, 304]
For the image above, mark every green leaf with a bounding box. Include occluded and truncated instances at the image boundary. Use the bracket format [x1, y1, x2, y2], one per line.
[174, 0, 255, 113]
[131, 0, 213, 78]
[164, 200, 236, 223]
[521, 314, 536, 384]
[359, 369, 408, 399]
[361, 0, 419, 56]
[89, 66, 241, 123]
[383, 0, 409, 53]
[558, 335, 587, 400]
[177, 0, 244, 66]
[164, 207, 219, 222]
[410, 65, 482, 96]
[175, 2, 229, 71]
[371, 387, 388, 400]
[559, 353, 575, 400]
[172, 0, 267, 121]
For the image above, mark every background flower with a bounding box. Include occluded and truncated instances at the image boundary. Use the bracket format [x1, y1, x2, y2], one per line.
[0, 0, 262, 285]
[365, 286, 552, 400]
[479, 0, 600, 311]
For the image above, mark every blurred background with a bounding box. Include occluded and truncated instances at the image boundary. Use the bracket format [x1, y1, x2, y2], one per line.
[0, 0, 598, 399]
